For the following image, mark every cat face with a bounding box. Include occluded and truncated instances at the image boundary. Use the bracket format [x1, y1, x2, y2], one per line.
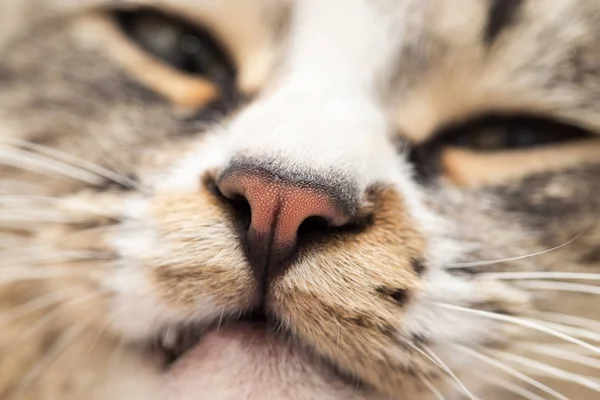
[1, 0, 599, 399]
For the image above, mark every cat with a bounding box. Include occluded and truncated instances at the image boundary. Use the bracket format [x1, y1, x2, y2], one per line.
[0, 0, 599, 399]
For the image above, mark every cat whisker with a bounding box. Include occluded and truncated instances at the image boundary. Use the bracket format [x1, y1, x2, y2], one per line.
[2, 138, 142, 191]
[0, 179, 47, 194]
[479, 272, 600, 281]
[519, 344, 600, 371]
[19, 290, 108, 341]
[524, 318, 600, 343]
[0, 286, 89, 327]
[7, 318, 94, 400]
[419, 374, 447, 400]
[55, 224, 119, 241]
[447, 232, 583, 269]
[493, 350, 600, 393]
[0, 196, 121, 220]
[400, 339, 453, 374]
[0, 210, 91, 223]
[437, 303, 600, 356]
[0, 225, 119, 252]
[420, 345, 477, 400]
[162, 322, 176, 348]
[0, 290, 108, 391]
[75, 301, 133, 373]
[517, 281, 600, 296]
[0, 147, 105, 185]
[0, 269, 102, 286]
[0, 220, 51, 230]
[0, 249, 114, 265]
[535, 312, 600, 335]
[476, 372, 548, 400]
[452, 343, 569, 400]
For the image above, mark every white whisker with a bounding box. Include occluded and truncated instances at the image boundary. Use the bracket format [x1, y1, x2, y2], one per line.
[217, 309, 224, 331]
[75, 301, 132, 372]
[437, 303, 600, 356]
[448, 232, 582, 269]
[0, 179, 45, 194]
[421, 345, 477, 400]
[3, 138, 141, 190]
[0, 195, 119, 219]
[0, 210, 85, 223]
[0, 147, 104, 185]
[20, 291, 106, 340]
[8, 319, 93, 400]
[535, 312, 600, 334]
[0, 270, 97, 286]
[0, 286, 87, 326]
[401, 339, 453, 374]
[524, 318, 600, 343]
[163, 323, 176, 347]
[477, 372, 548, 400]
[541, 344, 600, 357]
[0, 249, 113, 267]
[453, 344, 569, 400]
[517, 281, 600, 296]
[479, 272, 600, 281]
[55, 224, 118, 242]
[494, 350, 600, 392]
[419, 374, 447, 400]
[521, 345, 600, 371]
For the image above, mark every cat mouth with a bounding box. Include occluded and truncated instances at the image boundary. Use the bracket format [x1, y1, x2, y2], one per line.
[152, 312, 270, 366]
[151, 313, 369, 399]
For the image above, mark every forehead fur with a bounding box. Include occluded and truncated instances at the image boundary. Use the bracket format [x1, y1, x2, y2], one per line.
[4, 0, 600, 135]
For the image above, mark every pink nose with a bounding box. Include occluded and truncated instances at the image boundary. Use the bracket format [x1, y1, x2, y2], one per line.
[217, 165, 354, 279]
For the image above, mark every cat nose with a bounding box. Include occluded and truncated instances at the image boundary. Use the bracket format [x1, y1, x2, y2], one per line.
[217, 162, 356, 280]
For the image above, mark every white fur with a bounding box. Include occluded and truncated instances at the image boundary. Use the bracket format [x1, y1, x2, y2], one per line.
[105, 1, 504, 398]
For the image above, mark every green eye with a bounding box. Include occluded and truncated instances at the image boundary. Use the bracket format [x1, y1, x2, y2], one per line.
[114, 9, 236, 90]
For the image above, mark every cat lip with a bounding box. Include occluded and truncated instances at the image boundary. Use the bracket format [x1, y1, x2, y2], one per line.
[154, 313, 367, 391]
[164, 321, 370, 399]
[154, 312, 270, 366]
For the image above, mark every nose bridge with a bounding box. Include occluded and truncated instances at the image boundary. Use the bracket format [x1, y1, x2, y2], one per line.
[225, 90, 394, 188]
[220, 0, 409, 186]
[221, 0, 397, 180]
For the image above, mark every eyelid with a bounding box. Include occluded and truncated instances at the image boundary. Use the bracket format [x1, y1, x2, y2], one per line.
[77, 13, 218, 109]
[443, 139, 600, 187]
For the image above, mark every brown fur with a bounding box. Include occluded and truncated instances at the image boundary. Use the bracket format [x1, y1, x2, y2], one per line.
[1, 0, 599, 399]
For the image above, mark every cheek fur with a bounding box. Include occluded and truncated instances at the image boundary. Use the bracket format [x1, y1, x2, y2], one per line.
[2, 0, 600, 399]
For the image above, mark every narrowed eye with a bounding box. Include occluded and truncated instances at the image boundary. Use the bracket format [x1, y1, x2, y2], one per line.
[435, 115, 592, 151]
[409, 114, 596, 182]
[114, 9, 236, 90]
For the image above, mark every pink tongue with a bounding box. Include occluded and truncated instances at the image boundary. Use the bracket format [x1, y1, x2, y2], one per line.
[166, 323, 299, 399]
[165, 324, 367, 400]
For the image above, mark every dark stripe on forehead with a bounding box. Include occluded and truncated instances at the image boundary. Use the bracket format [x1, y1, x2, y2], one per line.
[484, 0, 524, 46]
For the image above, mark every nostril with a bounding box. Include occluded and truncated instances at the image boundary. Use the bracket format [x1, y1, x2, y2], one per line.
[297, 216, 331, 239]
[228, 195, 252, 229]
[204, 172, 252, 228]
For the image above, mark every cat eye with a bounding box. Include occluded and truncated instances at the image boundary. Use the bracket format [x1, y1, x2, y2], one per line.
[409, 114, 597, 184]
[434, 115, 593, 152]
[114, 9, 236, 93]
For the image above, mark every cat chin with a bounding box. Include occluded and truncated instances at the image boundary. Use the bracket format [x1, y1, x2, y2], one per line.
[165, 323, 383, 400]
